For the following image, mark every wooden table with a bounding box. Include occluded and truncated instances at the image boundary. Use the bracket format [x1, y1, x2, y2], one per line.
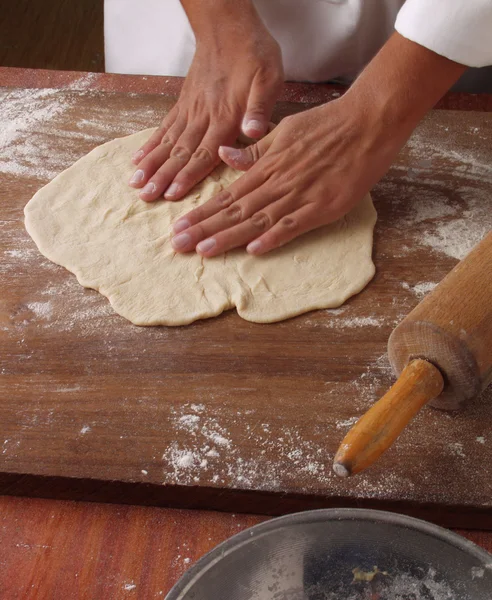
[0, 495, 491, 599]
[1, 68, 491, 598]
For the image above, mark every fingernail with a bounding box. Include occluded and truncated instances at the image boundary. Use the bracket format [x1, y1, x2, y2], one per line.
[242, 119, 264, 134]
[219, 146, 243, 161]
[133, 150, 144, 162]
[172, 233, 191, 249]
[140, 182, 156, 196]
[165, 183, 180, 198]
[247, 240, 262, 254]
[173, 218, 191, 233]
[197, 238, 216, 254]
[129, 169, 145, 185]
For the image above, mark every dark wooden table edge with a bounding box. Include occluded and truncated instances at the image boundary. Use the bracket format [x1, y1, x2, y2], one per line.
[2, 66, 492, 111]
[1, 472, 491, 531]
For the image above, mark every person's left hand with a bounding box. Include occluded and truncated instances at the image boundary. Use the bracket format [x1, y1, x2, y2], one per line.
[170, 96, 404, 257]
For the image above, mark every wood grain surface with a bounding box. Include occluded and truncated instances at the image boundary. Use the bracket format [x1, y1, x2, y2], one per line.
[0, 495, 491, 600]
[1, 84, 492, 526]
[0, 1, 104, 72]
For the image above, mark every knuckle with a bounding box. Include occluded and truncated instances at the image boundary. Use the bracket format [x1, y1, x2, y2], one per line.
[279, 216, 298, 231]
[194, 222, 207, 241]
[257, 63, 282, 88]
[160, 136, 174, 147]
[250, 144, 263, 163]
[215, 190, 234, 209]
[224, 204, 243, 224]
[247, 100, 268, 115]
[192, 146, 214, 164]
[170, 146, 192, 161]
[250, 212, 271, 232]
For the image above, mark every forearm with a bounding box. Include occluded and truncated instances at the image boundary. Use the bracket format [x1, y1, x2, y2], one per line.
[345, 32, 467, 142]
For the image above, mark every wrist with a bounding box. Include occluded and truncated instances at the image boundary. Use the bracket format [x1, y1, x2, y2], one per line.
[344, 32, 466, 143]
[182, 0, 260, 43]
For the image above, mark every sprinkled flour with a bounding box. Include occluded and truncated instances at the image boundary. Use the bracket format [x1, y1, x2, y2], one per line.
[401, 281, 438, 298]
[0, 78, 161, 181]
[26, 301, 53, 320]
[393, 120, 492, 260]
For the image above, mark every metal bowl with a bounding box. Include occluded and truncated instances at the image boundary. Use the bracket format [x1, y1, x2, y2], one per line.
[166, 509, 492, 600]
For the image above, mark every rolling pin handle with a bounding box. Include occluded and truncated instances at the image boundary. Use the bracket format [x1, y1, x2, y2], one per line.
[333, 359, 444, 477]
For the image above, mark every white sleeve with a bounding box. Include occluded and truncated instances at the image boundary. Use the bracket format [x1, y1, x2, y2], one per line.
[395, 0, 492, 68]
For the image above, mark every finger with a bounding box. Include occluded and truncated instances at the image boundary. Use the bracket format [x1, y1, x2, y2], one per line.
[164, 125, 237, 201]
[196, 195, 297, 257]
[242, 69, 283, 139]
[128, 120, 185, 192]
[172, 167, 266, 235]
[171, 182, 278, 253]
[140, 124, 208, 201]
[218, 131, 274, 171]
[131, 106, 178, 164]
[246, 204, 321, 255]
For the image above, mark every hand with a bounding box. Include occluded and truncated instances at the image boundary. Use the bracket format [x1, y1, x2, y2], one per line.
[170, 31, 467, 257]
[169, 97, 401, 256]
[128, 17, 283, 202]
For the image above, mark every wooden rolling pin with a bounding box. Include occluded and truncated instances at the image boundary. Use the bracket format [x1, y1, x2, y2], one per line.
[334, 231, 492, 477]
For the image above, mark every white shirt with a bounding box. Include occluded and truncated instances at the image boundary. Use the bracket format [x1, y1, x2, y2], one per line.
[104, 0, 492, 81]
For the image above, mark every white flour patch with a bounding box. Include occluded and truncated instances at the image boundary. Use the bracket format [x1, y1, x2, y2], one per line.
[421, 216, 488, 260]
[27, 277, 119, 336]
[80, 425, 91, 435]
[405, 128, 492, 185]
[67, 72, 99, 91]
[398, 194, 458, 226]
[324, 307, 346, 316]
[302, 315, 384, 329]
[178, 414, 200, 429]
[471, 567, 485, 579]
[329, 316, 384, 328]
[350, 353, 395, 407]
[55, 385, 81, 393]
[449, 442, 466, 458]
[405, 281, 438, 298]
[0, 81, 159, 184]
[1, 243, 39, 274]
[387, 121, 492, 261]
[26, 301, 53, 320]
[162, 402, 334, 490]
[394, 169, 492, 261]
[476, 436, 486, 444]
[208, 432, 231, 447]
[5, 249, 26, 259]
[123, 583, 136, 591]
[0, 88, 73, 179]
[336, 416, 359, 430]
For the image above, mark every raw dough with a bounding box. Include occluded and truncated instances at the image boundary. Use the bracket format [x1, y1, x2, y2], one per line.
[24, 128, 377, 326]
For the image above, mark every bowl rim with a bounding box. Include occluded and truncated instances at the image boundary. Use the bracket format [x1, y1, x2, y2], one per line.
[166, 507, 492, 599]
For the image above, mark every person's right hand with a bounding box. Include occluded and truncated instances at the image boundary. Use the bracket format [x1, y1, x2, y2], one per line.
[129, 13, 284, 203]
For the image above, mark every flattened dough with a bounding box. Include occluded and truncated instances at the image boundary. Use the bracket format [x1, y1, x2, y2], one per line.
[25, 128, 377, 326]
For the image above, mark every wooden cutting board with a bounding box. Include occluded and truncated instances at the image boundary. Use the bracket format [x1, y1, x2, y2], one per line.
[1, 86, 492, 528]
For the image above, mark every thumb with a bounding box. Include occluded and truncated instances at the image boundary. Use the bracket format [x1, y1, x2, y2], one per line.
[241, 74, 280, 139]
[219, 131, 275, 171]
